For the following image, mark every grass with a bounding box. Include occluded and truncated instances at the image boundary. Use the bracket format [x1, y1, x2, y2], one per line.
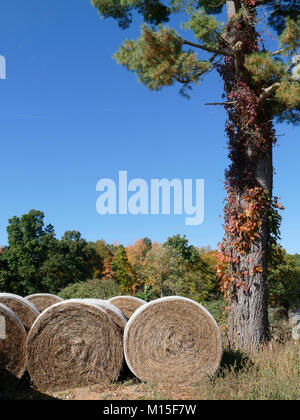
[2, 339, 299, 400]
[201, 341, 300, 400]
[141, 340, 300, 400]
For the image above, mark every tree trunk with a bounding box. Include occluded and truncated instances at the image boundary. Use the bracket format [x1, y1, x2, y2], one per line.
[217, 2, 276, 352]
[228, 146, 273, 350]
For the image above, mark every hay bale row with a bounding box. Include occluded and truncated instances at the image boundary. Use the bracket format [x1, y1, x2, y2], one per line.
[0, 292, 222, 391]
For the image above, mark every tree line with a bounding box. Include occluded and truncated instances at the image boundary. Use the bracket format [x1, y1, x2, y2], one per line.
[0, 210, 299, 309]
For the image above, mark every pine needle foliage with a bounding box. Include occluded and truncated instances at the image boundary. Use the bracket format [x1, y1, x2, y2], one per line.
[182, 8, 223, 48]
[91, 0, 170, 28]
[114, 25, 211, 91]
[92, 0, 300, 122]
[278, 16, 300, 52]
[275, 79, 300, 109]
[244, 52, 286, 84]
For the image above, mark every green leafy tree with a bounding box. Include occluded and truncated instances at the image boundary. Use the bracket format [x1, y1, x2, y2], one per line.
[111, 245, 132, 293]
[0, 210, 56, 294]
[125, 239, 149, 292]
[142, 237, 152, 252]
[58, 277, 121, 300]
[0, 211, 102, 295]
[94, 239, 115, 279]
[95, 239, 114, 262]
[143, 242, 216, 299]
[143, 243, 186, 296]
[92, 0, 300, 352]
[41, 231, 102, 292]
[268, 247, 300, 309]
[135, 283, 157, 301]
[292, 253, 300, 269]
[163, 234, 199, 264]
[197, 246, 222, 299]
[162, 235, 220, 299]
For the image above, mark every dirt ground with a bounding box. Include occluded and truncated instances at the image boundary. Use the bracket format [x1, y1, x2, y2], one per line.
[51, 380, 198, 400]
[0, 369, 199, 400]
[0, 348, 244, 400]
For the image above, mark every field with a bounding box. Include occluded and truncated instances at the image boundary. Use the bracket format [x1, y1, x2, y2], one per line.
[1, 340, 299, 401]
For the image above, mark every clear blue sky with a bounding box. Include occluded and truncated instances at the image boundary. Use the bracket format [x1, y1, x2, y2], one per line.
[0, 1, 299, 253]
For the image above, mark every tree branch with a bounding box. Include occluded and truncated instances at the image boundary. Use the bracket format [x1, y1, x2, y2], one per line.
[226, 0, 237, 21]
[205, 101, 237, 106]
[182, 40, 232, 56]
[175, 67, 211, 85]
[258, 82, 281, 104]
[271, 47, 290, 56]
[287, 62, 296, 73]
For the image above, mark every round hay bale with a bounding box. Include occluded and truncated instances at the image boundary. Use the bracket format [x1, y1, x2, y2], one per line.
[69, 299, 132, 377]
[124, 296, 223, 385]
[25, 293, 64, 312]
[0, 303, 27, 379]
[0, 293, 40, 334]
[108, 295, 146, 319]
[27, 300, 124, 392]
[76, 299, 127, 329]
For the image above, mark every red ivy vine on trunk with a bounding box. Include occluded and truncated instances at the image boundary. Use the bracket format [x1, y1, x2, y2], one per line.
[215, 14, 284, 303]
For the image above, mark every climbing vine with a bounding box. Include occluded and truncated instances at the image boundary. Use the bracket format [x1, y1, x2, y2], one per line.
[215, 8, 284, 301]
[216, 187, 283, 297]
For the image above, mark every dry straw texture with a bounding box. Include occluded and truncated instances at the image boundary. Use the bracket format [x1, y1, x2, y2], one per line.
[124, 296, 223, 385]
[108, 295, 146, 319]
[25, 293, 64, 312]
[77, 299, 127, 329]
[0, 293, 40, 334]
[0, 303, 27, 379]
[26, 300, 124, 392]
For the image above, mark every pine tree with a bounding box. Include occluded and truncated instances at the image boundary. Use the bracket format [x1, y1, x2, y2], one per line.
[92, 0, 300, 352]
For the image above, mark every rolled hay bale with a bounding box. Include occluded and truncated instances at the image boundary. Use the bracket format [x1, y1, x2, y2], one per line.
[124, 296, 223, 385]
[69, 299, 132, 378]
[0, 293, 40, 334]
[108, 295, 146, 319]
[76, 299, 127, 329]
[0, 303, 27, 379]
[27, 300, 124, 392]
[25, 293, 64, 313]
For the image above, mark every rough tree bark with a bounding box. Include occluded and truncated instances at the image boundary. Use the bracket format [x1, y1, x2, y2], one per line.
[219, 1, 276, 352]
[227, 146, 273, 350]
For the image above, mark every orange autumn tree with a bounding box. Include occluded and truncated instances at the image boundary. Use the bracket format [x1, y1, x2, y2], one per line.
[95, 239, 114, 279]
[125, 238, 150, 292]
